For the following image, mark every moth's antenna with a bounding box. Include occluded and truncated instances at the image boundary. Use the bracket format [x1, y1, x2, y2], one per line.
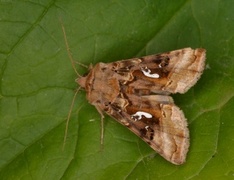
[60, 18, 88, 77]
[62, 87, 81, 150]
[59, 18, 87, 150]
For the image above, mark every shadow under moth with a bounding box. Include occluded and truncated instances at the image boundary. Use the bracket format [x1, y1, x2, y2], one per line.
[61, 24, 206, 165]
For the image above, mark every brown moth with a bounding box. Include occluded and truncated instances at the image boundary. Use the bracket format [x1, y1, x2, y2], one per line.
[75, 48, 206, 165]
[61, 22, 206, 165]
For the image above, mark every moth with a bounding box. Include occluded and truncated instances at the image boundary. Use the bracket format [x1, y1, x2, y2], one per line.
[61, 26, 206, 165]
[75, 48, 206, 165]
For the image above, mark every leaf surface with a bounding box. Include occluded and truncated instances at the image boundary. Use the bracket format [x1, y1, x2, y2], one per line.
[0, 0, 234, 179]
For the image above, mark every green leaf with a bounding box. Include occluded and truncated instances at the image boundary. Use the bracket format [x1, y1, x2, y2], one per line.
[1, 0, 234, 179]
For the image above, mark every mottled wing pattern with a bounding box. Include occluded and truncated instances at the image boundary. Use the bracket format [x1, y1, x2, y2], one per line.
[110, 48, 206, 94]
[102, 48, 205, 164]
[106, 94, 189, 165]
[77, 47, 206, 165]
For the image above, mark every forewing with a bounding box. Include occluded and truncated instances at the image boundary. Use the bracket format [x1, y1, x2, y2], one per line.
[109, 48, 206, 94]
[105, 94, 189, 165]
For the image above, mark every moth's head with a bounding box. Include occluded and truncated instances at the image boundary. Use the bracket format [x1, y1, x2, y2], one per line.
[76, 76, 87, 88]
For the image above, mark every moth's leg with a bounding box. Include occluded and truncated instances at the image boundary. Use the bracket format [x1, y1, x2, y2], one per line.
[95, 106, 105, 147]
[63, 87, 81, 150]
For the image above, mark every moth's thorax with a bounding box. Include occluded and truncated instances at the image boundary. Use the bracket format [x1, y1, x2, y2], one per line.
[78, 63, 121, 105]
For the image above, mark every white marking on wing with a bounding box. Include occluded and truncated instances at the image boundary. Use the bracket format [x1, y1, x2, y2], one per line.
[131, 111, 153, 121]
[141, 67, 159, 78]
